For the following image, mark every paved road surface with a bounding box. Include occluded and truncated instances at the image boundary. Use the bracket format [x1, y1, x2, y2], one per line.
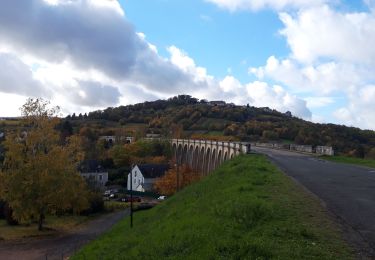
[253, 147, 375, 257]
[0, 209, 129, 260]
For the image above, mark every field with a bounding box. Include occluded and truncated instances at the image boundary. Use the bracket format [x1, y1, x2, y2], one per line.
[0, 201, 128, 241]
[322, 155, 375, 168]
[72, 154, 354, 259]
[0, 215, 95, 240]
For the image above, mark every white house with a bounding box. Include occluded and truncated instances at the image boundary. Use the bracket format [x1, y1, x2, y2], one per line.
[127, 164, 169, 192]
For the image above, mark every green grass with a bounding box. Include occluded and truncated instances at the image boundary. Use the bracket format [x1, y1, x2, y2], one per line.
[72, 155, 354, 259]
[322, 155, 375, 169]
[206, 131, 224, 136]
[0, 215, 96, 240]
[104, 201, 129, 212]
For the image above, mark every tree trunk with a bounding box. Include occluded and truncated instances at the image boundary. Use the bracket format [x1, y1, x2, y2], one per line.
[38, 212, 45, 231]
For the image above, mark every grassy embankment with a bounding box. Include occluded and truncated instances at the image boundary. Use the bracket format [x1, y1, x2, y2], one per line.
[73, 154, 354, 259]
[322, 155, 375, 169]
[0, 201, 127, 241]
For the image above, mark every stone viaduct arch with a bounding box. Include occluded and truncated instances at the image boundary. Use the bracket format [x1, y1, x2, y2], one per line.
[171, 139, 250, 175]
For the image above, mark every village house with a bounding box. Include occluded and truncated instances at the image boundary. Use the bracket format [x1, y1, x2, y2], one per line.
[127, 164, 169, 192]
[79, 160, 108, 190]
[99, 136, 134, 144]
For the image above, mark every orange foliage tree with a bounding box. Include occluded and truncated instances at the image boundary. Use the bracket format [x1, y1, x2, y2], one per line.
[153, 163, 201, 196]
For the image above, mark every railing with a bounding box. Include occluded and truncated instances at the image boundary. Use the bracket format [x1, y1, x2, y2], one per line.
[252, 142, 334, 156]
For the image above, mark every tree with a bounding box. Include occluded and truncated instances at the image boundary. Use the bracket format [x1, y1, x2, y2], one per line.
[153, 163, 201, 196]
[110, 144, 131, 167]
[0, 98, 89, 231]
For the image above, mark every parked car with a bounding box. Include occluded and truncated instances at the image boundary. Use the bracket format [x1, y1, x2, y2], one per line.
[121, 196, 141, 202]
[104, 189, 120, 198]
[109, 193, 118, 199]
[157, 196, 167, 200]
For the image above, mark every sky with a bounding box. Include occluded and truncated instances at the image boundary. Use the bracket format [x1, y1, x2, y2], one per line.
[0, 0, 374, 130]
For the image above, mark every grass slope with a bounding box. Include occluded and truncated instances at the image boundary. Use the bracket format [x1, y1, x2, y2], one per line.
[322, 155, 375, 169]
[73, 155, 353, 259]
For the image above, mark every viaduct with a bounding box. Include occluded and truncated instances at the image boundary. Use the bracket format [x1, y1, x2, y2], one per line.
[171, 139, 250, 175]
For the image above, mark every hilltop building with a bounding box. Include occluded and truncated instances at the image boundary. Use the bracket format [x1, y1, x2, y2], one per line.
[209, 101, 226, 106]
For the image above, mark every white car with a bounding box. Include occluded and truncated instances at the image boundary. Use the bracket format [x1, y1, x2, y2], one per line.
[157, 196, 167, 200]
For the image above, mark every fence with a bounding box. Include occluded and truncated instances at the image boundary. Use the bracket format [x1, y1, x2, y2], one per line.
[253, 143, 334, 156]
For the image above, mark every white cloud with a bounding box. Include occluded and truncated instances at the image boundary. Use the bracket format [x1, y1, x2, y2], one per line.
[250, 56, 370, 94]
[334, 85, 375, 130]
[0, 93, 28, 117]
[246, 4, 375, 129]
[246, 81, 311, 118]
[279, 5, 375, 64]
[0, 0, 209, 115]
[305, 97, 335, 109]
[0, 0, 203, 95]
[205, 0, 326, 11]
[0, 53, 48, 97]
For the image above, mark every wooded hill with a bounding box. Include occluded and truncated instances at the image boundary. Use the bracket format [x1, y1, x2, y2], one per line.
[67, 95, 374, 158]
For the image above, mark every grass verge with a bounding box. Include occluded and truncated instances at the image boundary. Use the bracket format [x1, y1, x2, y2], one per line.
[72, 154, 354, 259]
[321, 155, 375, 169]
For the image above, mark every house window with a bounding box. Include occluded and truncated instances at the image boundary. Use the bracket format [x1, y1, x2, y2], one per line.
[99, 174, 103, 181]
[134, 171, 137, 177]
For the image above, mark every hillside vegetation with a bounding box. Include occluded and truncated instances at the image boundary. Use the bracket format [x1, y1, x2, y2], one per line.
[66, 95, 375, 158]
[72, 155, 353, 259]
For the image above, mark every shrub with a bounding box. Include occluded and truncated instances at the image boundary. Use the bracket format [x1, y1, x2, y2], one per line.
[81, 193, 104, 215]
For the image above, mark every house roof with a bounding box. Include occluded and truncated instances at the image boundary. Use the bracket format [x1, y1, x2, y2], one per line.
[136, 164, 169, 178]
[79, 160, 106, 173]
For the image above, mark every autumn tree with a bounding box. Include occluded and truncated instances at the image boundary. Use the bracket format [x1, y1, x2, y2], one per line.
[153, 163, 201, 196]
[0, 98, 89, 231]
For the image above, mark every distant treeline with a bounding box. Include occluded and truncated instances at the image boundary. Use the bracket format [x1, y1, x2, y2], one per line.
[66, 95, 375, 158]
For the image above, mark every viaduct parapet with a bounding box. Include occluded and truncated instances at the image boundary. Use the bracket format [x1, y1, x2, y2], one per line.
[171, 139, 250, 175]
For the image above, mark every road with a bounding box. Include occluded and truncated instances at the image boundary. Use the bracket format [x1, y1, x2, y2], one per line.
[253, 146, 375, 257]
[0, 209, 129, 260]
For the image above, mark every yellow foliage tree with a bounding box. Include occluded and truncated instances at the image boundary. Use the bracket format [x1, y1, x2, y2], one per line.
[0, 98, 89, 230]
[153, 163, 201, 196]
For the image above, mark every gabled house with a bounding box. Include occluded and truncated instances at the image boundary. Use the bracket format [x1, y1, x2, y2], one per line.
[127, 164, 169, 192]
[79, 160, 108, 190]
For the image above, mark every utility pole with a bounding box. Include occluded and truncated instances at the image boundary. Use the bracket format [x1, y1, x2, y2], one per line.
[176, 161, 179, 192]
[130, 169, 133, 228]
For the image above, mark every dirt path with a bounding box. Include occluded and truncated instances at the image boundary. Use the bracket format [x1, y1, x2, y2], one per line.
[0, 209, 129, 260]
